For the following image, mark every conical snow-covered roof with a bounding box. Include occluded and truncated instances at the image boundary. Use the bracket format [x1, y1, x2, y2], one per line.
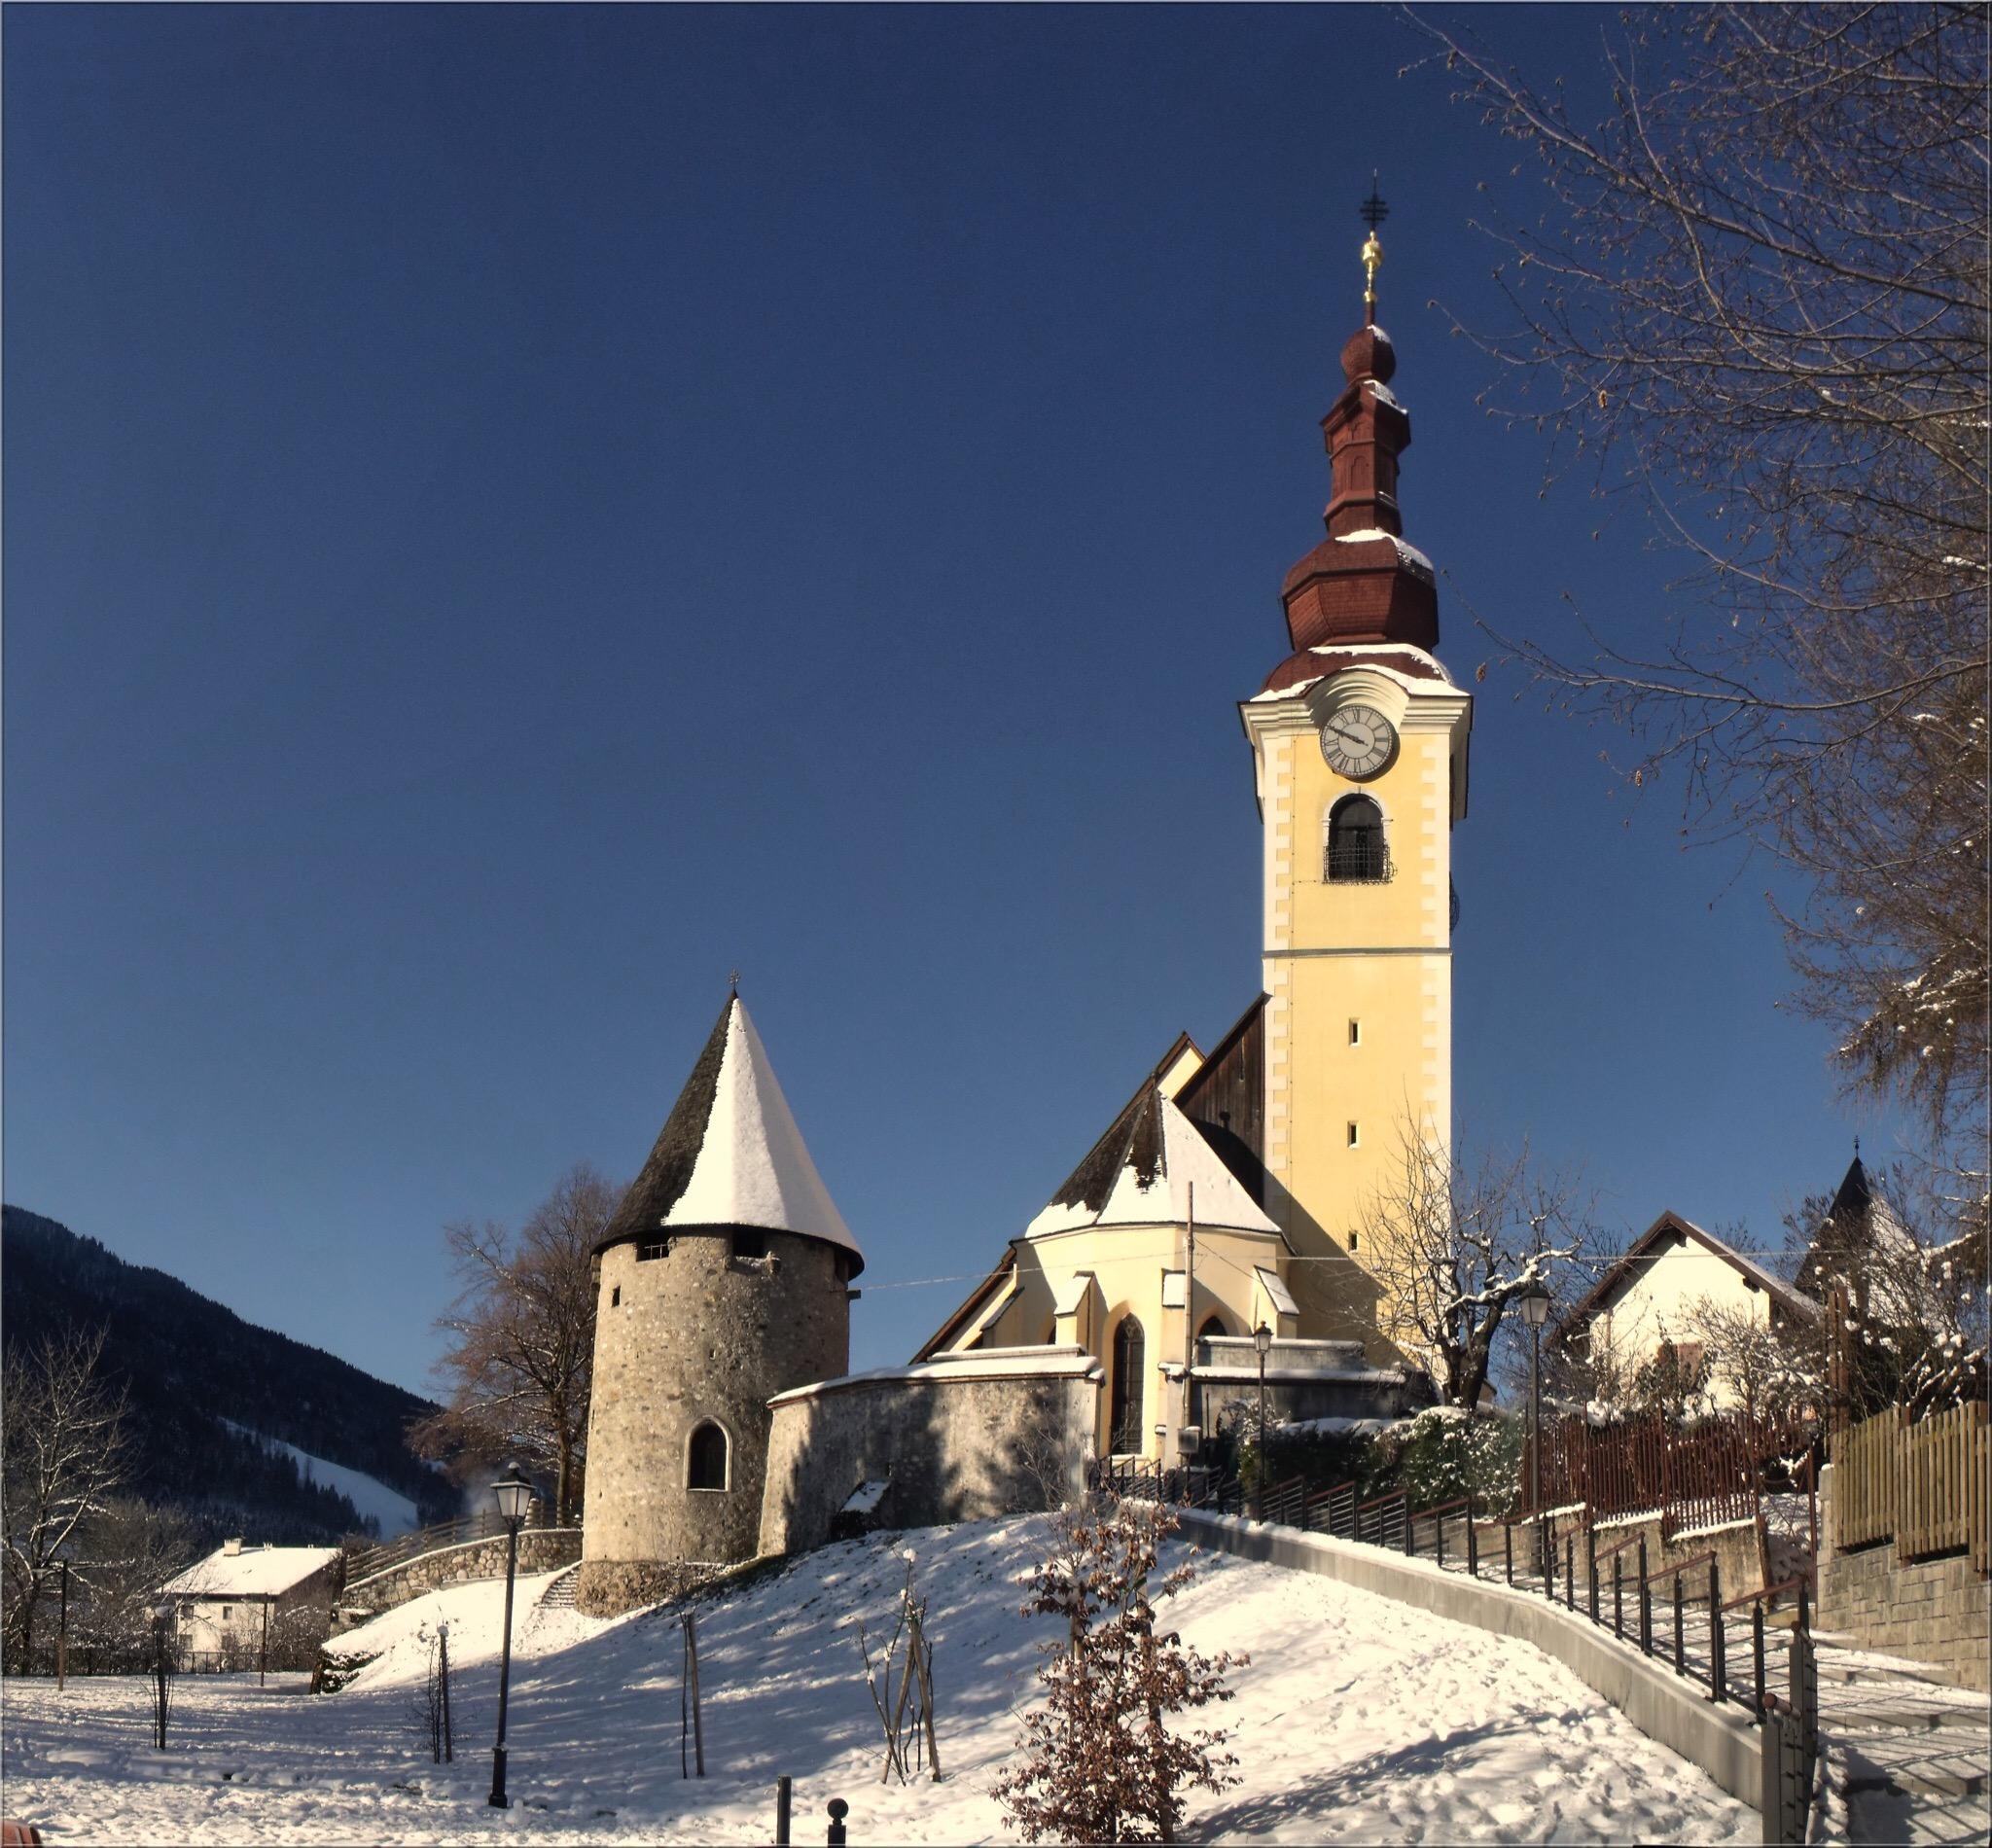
[598, 995, 863, 1274]
[1024, 1082, 1279, 1242]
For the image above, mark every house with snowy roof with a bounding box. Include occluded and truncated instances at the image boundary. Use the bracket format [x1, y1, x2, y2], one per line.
[1549, 1210, 1820, 1411]
[160, 1540, 343, 1669]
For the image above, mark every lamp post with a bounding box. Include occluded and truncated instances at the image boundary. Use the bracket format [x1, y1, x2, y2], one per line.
[487, 1463, 534, 1808]
[1518, 1282, 1553, 1589]
[1252, 1323, 1272, 1519]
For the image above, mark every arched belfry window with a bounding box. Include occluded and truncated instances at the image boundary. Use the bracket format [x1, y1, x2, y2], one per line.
[1196, 1314, 1227, 1345]
[687, 1421, 729, 1492]
[1326, 795, 1390, 883]
[1109, 1316, 1146, 1455]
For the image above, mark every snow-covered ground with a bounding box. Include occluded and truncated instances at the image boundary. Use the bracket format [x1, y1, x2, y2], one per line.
[1, 1515, 1757, 1844]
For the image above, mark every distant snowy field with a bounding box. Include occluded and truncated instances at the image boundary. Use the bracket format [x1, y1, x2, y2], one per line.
[1, 1516, 1756, 1844]
[221, 1420, 422, 1537]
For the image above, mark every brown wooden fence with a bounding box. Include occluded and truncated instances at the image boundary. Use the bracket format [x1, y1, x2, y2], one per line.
[1832, 1400, 1990, 1568]
[1522, 1410, 1813, 1542]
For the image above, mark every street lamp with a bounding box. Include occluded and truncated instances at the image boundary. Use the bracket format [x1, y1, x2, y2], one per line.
[1252, 1323, 1273, 1520]
[1518, 1282, 1553, 1590]
[487, 1463, 533, 1808]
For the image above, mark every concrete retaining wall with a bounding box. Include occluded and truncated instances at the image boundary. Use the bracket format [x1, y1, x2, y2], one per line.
[1176, 1509, 1767, 1812]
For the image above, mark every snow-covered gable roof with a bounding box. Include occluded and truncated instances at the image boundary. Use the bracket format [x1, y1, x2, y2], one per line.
[160, 1545, 341, 1601]
[1025, 1082, 1280, 1241]
[597, 993, 863, 1274]
[1552, 1210, 1817, 1344]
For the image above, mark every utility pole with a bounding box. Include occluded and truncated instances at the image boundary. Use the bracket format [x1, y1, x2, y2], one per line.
[1183, 1183, 1196, 1464]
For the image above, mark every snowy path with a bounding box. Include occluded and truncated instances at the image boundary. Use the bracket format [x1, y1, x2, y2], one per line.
[1, 1519, 1757, 1844]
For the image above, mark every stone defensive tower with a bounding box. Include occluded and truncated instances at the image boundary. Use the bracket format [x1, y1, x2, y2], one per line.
[577, 992, 862, 1614]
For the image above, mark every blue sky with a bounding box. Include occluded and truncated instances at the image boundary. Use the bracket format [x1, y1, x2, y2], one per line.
[3, 4, 1900, 1397]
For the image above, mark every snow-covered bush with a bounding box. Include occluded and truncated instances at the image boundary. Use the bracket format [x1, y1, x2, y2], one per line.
[1367, 1408, 1521, 1510]
[994, 1500, 1244, 1844]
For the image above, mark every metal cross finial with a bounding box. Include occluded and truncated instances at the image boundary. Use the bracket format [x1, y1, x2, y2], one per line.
[1359, 171, 1390, 231]
[728, 968, 741, 997]
[1853, 1134, 1861, 1156]
[1358, 171, 1388, 323]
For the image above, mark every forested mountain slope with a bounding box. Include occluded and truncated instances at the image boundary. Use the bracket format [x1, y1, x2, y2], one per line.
[1, 1206, 451, 1543]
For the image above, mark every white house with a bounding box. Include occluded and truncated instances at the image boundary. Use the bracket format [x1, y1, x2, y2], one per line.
[1551, 1210, 1820, 1411]
[160, 1540, 343, 1669]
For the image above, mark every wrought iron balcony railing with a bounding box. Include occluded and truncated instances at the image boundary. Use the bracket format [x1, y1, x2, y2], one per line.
[1324, 843, 1393, 884]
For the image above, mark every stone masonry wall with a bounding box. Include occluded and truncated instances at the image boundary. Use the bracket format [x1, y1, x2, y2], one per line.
[1816, 1463, 1990, 1690]
[582, 1227, 848, 1598]
[1511, 1506, 1766, 1610]
[334, 1528, 582, 1629]
[760, 1368, 1098, 1556]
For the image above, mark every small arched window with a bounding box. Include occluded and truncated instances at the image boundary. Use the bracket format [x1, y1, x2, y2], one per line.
[687, 1421, 729, 1492]
[1109, 1316, 1146, 1455]
[1195, 1314, 1227, 1345]
[1326, 795, 1389, 883]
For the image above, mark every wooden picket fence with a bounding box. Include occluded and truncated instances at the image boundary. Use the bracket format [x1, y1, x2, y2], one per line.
[1833, 1399, 1990, 1569]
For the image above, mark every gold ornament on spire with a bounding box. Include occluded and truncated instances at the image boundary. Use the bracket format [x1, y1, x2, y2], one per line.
[1358, 171, 1389, 325]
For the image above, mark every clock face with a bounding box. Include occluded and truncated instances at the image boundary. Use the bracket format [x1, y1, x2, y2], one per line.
[1320, 703, 1398, 780]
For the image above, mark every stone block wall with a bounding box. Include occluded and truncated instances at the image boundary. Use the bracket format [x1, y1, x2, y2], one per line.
[1816, 1463, 1990, 1690]
[1511, 1506, 1766, 1609]
[334, 1527, 582, 1629]
[760, 1365, 1099, 1555]
[583, 1227, 849, 1595]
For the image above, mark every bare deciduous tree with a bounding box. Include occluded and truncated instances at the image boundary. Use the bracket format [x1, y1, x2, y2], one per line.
[1, 1325, 133, 1672]
[410, 1163, 618, 1524]
[1356, 1119, 1595, 1410]
[1411, 4, 1989, 1148]
[1790, 1160, 1989, 1418]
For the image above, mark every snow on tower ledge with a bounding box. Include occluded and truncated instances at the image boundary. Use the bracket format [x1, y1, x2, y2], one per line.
[595, 995, 863, 1275]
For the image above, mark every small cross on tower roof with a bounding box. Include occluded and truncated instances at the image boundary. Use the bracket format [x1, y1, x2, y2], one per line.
[1357, 170, 1389, 323]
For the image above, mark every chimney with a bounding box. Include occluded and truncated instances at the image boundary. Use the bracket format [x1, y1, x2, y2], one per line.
[223, 1537, 243, 1556]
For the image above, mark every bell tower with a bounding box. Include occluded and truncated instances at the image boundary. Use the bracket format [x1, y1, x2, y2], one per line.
[1239, 187, 1473, 1359]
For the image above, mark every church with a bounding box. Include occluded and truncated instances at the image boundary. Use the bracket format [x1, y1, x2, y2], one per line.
[577, 221, 1474, 1611]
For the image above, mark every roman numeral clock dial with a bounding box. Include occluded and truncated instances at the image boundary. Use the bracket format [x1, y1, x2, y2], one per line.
[1320, 703, 1397, 780]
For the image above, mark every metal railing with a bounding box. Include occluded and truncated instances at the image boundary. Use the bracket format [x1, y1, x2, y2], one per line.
[1324, 843, 1393, 884]
[1089, 1459, 1815, 1724]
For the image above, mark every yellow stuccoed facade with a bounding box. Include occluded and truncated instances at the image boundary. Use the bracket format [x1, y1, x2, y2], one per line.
[1242, 659, 1473, 1365]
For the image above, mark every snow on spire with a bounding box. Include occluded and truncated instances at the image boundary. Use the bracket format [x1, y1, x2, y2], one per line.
[597, 993, 863, 1273]
[1025, 1083, 1279, 1241]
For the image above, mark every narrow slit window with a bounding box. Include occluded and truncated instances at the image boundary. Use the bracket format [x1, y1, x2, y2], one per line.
[1348, 1018, 1361, 1046]
[1347, 1121, 1360, 1148]
[1350, 1231, 1360, 1253]
[611, 1285, 622, 1307]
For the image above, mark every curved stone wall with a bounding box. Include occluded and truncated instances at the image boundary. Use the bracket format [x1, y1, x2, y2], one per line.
[581, 1226, 848, 1606]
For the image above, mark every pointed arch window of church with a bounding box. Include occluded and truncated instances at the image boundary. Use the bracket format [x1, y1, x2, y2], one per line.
[1326, 796, 1390, 883]
[1109, 1316, 1146, 1455]
[687, 1421, 729, 1492]
[1195, 1314, 1227, 1346]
